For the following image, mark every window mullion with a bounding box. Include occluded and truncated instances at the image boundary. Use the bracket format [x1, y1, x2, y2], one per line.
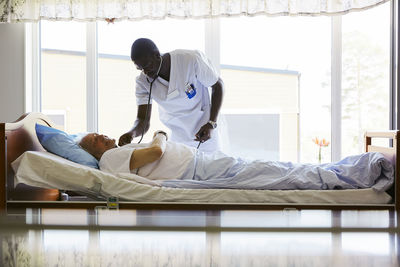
[331, 16, 342, 162]
[86, 21, 98, 132]
[391, 0, 399, 130]
[25, 22, 41, 113]
[204, 18, 220, 74]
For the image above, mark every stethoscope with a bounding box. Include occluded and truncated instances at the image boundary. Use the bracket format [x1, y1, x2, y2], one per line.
[137, 56, 163, 144]
[138, 55, 203, 150]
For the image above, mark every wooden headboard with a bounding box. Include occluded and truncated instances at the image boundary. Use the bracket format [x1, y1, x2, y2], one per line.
[0, 113, 60, 203]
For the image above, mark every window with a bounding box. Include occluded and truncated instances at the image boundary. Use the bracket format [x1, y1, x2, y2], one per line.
[36, 1, 392, 162]
[341, 3, 390, 157]
[220, 16, 331, 162]
[41, 21, 87, 132]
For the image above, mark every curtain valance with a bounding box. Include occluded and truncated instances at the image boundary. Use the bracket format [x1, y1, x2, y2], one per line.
[0, 0, 389, 23]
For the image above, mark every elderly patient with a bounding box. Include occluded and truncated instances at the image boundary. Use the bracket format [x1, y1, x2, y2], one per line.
[79, 130, 393, 191]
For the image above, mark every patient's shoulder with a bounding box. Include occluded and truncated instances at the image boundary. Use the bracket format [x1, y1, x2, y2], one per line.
[103, 145, 134, 156]
[99, 146, 135, 174]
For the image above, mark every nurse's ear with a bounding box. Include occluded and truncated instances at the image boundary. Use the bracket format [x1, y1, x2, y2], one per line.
[152, 53, 163, 73]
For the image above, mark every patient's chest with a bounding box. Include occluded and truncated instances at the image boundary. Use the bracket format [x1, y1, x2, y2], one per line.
[138, 142, 196, 180]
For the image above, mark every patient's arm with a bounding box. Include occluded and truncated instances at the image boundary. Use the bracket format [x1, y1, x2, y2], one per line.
[129, 132, 167, 171]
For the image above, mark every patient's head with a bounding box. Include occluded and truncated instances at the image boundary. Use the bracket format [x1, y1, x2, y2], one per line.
[79, 133, 117, 160]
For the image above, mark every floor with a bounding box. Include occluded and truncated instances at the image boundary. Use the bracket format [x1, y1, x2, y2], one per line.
[0, 208, 399, 267]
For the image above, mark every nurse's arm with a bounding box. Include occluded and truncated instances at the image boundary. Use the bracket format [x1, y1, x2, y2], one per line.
[195, 78, 224, 142]
[209, 78, 224, 122]
[132, 104, 152, 136]
[129, 132, 167, 171]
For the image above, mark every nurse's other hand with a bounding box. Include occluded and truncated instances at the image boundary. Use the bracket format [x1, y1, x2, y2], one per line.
[195, 123, 213, 143]
[118, 132, 133, 146]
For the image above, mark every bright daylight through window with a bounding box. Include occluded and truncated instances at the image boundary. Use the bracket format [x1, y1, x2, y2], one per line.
[39, 1, 390, 163]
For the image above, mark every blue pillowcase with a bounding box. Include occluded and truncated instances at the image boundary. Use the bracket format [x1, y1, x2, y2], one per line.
[35, 124, 99, 169]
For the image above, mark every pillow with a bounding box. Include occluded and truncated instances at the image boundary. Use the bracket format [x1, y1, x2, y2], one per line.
[35, 124, 99, 169]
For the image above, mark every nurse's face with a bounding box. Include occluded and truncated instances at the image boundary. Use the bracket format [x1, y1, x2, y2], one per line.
[134, 54, 161, 80]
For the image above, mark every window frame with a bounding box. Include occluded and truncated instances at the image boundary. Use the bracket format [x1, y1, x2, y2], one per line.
[331, 16, 342, 162]
[25, 1, 398, 161]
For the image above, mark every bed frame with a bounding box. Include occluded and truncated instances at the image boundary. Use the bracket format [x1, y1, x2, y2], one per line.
[1, 112, 399, 212]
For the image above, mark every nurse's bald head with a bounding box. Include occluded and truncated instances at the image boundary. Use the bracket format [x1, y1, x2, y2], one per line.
[131, 38, 160, 62]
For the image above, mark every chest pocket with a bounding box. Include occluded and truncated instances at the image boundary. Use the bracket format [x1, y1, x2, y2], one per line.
[184, 83, 197, 99]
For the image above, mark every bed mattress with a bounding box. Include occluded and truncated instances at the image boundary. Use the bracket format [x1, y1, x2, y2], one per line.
[11, 151, 392, 204]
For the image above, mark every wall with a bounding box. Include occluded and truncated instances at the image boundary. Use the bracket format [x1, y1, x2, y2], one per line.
[0, 23, 25, 122]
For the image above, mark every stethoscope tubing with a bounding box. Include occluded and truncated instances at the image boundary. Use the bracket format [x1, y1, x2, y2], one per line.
[137, 77, 155, 144]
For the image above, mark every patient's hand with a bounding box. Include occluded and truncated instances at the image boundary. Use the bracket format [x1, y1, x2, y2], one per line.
[153, 130, 168, 140]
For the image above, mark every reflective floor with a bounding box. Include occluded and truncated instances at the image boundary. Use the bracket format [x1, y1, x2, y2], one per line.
[0, 208, 399, 266]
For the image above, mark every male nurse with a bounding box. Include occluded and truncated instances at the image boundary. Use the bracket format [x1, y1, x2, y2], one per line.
[118, 38, 224, 153]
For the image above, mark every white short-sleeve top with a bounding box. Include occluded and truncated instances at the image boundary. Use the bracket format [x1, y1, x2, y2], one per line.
[135, 49, 220, 152]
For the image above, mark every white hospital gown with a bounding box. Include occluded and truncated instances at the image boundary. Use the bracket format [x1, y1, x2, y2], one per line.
[135, 49, 220, 153]
[99, 142, 196, 180]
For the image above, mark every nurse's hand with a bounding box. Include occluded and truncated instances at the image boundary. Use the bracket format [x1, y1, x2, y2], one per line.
[118, 132, 133, 146]
[195, 123, 213, 143]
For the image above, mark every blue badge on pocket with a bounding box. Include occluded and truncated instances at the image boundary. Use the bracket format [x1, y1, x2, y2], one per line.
[185, 83, 196, 99]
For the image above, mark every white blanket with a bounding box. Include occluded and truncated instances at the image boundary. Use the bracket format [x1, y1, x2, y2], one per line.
[161, 152, 394, 191]
[11, 151, 393, 204]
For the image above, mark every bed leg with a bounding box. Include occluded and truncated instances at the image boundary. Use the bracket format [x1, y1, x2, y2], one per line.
[0, 123, 6, 213]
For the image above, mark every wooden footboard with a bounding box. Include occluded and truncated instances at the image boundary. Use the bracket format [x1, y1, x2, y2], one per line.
[365, 131, 400, 209]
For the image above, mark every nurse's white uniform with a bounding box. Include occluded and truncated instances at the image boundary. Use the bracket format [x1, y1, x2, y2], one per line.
[135, 49, 220, 153]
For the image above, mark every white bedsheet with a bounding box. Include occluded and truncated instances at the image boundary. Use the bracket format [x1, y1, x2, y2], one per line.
[11, 151, 392, 204]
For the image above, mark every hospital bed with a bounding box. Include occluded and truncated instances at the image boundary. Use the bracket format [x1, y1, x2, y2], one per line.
[1, 112, 399, 211]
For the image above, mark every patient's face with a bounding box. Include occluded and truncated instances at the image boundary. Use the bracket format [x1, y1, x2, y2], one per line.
[80, 133, 117, 158]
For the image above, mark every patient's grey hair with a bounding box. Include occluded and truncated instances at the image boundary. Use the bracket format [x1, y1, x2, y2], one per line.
[79, 136, 102, 160]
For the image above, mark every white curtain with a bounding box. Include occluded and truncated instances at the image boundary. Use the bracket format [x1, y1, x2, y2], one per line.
[0, 0, 389, 22]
